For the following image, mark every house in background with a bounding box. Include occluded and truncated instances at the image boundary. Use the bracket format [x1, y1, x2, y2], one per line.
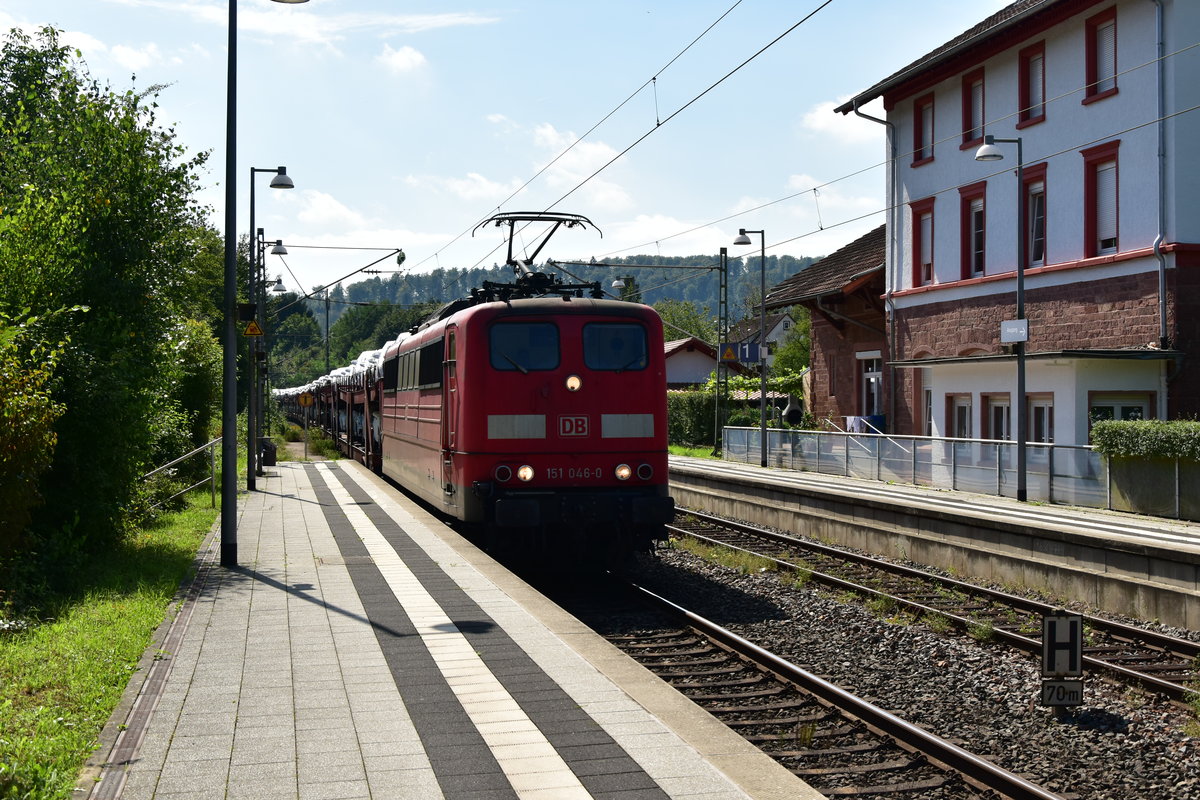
[766, 225, 886, 430]
[663, 337, 752, 389]
[726, 312, 795, 371]
[828, 0, 1199, 446]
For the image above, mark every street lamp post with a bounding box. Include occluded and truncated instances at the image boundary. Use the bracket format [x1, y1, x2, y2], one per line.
[734, 228, 768, 468]
[248, 167, 293, 489]
[221, 0, 308, 567]
[974, 134, 1027, 502]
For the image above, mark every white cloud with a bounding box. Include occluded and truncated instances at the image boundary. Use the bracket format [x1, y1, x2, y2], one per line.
[376, 44, 426, 74]
[786, 173, 879, 216]
[530, 123, 632, 213]
[404, 172, 524, 203]
[603, 215, 732, 260]
[801, 95, 887, 145]
[110, 42, 163, 72]
[288, 189, 370, 231]
[47, 1, 498, 52]
[58, 30, 108, 58]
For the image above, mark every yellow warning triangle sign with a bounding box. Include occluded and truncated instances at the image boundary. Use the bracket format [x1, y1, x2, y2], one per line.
[244, 320, 264, 336]
[722, 345, 736, 361]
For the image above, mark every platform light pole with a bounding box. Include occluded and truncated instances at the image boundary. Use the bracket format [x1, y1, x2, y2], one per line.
[248, 167, 294, 489]
[974, 134, 1027, 502]
[221, 0, 308, 568]
[734, 228, 768, 468]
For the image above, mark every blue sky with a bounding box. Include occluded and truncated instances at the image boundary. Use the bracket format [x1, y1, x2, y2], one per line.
[3, 0, 1010, 294]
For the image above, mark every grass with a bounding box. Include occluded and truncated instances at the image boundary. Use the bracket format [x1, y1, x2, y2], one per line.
[668, 444, 721, 459]
[1186, 693, 1200, 738]
[673, 536, 778, 575]
[0, 493, 215, 800]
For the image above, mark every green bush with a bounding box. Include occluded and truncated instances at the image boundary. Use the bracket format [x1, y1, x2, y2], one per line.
[726, 408, 760, 427]
[667, 391, 716, 447]
[0, 312, 69, 555]
[1090, 419, 1200, 461]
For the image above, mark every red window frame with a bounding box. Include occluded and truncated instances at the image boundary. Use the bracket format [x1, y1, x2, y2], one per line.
[958, 181, 987, 280]
[1082, 140, 1120, 258]
[910, 197, 935, 287]
[960, 68, 985, 148]
[1022, 162, 1048, 268]
[1084, 7, 1118, 104]
[1017, 41, 1046, 127]
[912, 93, 934, 166]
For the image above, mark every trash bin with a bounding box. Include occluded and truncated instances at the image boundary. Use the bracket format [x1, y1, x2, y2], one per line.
[260, 437, 277, 466]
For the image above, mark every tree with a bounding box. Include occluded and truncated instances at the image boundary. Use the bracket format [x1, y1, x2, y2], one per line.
[652, 298, 716, 343]
[0, 27, 216, 560]
[772, 306, 812, 373]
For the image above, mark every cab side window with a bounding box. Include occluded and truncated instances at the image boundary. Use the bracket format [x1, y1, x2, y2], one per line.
[583, 323, 647, 371]
[490, 322, 559, 372]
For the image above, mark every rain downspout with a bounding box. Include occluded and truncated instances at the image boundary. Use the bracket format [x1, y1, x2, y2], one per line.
[1150, 0, 1169, 419]
[852, 98, 897, 430]
[1151, 0, 1167, 344]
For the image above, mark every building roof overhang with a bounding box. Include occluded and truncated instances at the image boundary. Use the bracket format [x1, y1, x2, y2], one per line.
[833, 0, 1096, 114]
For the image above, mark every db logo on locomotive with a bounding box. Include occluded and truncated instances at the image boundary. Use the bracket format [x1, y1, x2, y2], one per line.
[559, 415, 589, 437]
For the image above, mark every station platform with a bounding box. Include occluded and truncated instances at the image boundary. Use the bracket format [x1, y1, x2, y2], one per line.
[83, 459, 817, 800]
[669, 455, 1200, 630]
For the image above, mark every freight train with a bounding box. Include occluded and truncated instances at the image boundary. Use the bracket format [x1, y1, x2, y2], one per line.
[275, 213, 675, 559]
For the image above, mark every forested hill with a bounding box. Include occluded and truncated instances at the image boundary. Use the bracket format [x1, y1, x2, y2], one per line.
[330, 252, 817, 320]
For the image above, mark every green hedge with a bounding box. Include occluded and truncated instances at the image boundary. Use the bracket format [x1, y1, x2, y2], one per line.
[668, 391, 716, 447]
[1090, 419, 1200, 461]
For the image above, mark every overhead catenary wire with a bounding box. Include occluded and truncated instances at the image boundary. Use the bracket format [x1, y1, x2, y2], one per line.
[597, 36, 1200, 264]
[309, 21, 1200, 312]
[406, 0, 819, 274]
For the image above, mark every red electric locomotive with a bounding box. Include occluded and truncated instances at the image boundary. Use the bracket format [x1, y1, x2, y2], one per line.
[276, 213, 675, 558]
[378, 212, 674, 557]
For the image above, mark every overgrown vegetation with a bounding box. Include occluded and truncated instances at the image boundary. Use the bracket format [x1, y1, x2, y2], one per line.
[0, 28, 222, 603]
[1090, 419, 1200, 461]
[0, 491, 215, 800]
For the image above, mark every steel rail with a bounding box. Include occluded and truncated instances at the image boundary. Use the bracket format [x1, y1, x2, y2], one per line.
[671, 509, 1200, 702]
[626, 580, 1069, 800]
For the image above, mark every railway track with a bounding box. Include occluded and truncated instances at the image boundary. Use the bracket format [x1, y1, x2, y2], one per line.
[553, 575, 1069, 799]
[669, 509, 1200, 704]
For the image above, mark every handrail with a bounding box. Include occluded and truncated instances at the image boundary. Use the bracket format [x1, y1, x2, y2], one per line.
[820, 417, 875, 455]
[143, 438, 222, 479]
[721, 426, 1110, 511]
[821, 417, 914, 456]
[141, 437, 221, 508]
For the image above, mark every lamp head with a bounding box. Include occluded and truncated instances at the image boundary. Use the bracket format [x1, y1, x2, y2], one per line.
[974, 135, 1004, 162]
[271, 277, 287, 293]
[270, 241, 288, 255]
[733, 229, 753, 246]
[269, 167, 294, 189]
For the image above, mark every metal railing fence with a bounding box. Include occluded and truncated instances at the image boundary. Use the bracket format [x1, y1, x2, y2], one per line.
[722, 427, 1110, 509]
[141, 437, 221, 510]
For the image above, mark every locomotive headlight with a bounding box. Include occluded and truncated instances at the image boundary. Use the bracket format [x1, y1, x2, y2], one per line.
[637, 463, 654, 481]
[565, 374, 582, 392]
[494, 464, 513, 482]
[517, 464, 535, 482]
[614, 463, 632, 481]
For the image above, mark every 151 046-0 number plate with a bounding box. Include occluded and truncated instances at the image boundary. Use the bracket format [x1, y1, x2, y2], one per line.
[545, 466, 603, 480]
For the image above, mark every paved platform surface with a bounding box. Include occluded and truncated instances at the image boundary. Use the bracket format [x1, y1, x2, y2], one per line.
[82, 459, 816, 800]
[672, 455, 1200, 556]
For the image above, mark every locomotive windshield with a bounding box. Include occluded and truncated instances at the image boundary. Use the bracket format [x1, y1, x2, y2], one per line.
[490, 322, 559, 372]
[583, 323, 648, 371]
